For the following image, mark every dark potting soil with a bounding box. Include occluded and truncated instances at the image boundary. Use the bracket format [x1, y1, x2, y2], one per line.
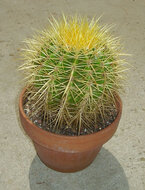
[23, 98, 118, 136]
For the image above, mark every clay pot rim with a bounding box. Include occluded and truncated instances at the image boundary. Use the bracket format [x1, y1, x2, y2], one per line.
[19, 87, 122, 140]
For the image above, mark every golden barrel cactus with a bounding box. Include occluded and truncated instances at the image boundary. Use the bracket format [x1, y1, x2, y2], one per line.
[20, 15, 126, 135]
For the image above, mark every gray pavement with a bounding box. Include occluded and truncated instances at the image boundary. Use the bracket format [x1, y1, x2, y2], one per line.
[0, 0, 145, 189]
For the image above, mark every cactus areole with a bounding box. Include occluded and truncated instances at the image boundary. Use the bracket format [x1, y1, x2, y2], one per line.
[19, 15, 126, 172]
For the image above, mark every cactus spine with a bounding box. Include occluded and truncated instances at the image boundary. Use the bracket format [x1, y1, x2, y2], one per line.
[20, 15, 126, 135]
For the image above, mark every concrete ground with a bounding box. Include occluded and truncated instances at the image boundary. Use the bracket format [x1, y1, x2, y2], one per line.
[0, 0, 145, 189]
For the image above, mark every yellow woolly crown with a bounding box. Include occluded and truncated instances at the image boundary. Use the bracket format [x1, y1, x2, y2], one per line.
[41, 15, 118, 53]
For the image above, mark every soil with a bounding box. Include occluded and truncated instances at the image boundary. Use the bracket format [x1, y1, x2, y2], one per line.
[23, 97, 118, 136]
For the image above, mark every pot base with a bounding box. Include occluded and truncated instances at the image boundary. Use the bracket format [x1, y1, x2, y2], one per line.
[34, 141, 102, 173]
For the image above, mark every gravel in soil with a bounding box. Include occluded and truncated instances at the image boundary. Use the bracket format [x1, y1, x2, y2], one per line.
[23, 97, 117, 136]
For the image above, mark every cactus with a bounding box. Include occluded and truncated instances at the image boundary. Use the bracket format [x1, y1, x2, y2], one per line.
[20, 15, 126, 135]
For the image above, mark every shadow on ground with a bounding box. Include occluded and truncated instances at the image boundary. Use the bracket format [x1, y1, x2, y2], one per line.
[29, 148, 129, 190]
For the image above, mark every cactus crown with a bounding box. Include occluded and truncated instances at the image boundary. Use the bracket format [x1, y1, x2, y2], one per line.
[20, 15, 126, 135]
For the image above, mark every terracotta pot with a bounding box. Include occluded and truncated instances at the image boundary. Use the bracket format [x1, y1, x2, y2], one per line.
[19, 88, 122, 173]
